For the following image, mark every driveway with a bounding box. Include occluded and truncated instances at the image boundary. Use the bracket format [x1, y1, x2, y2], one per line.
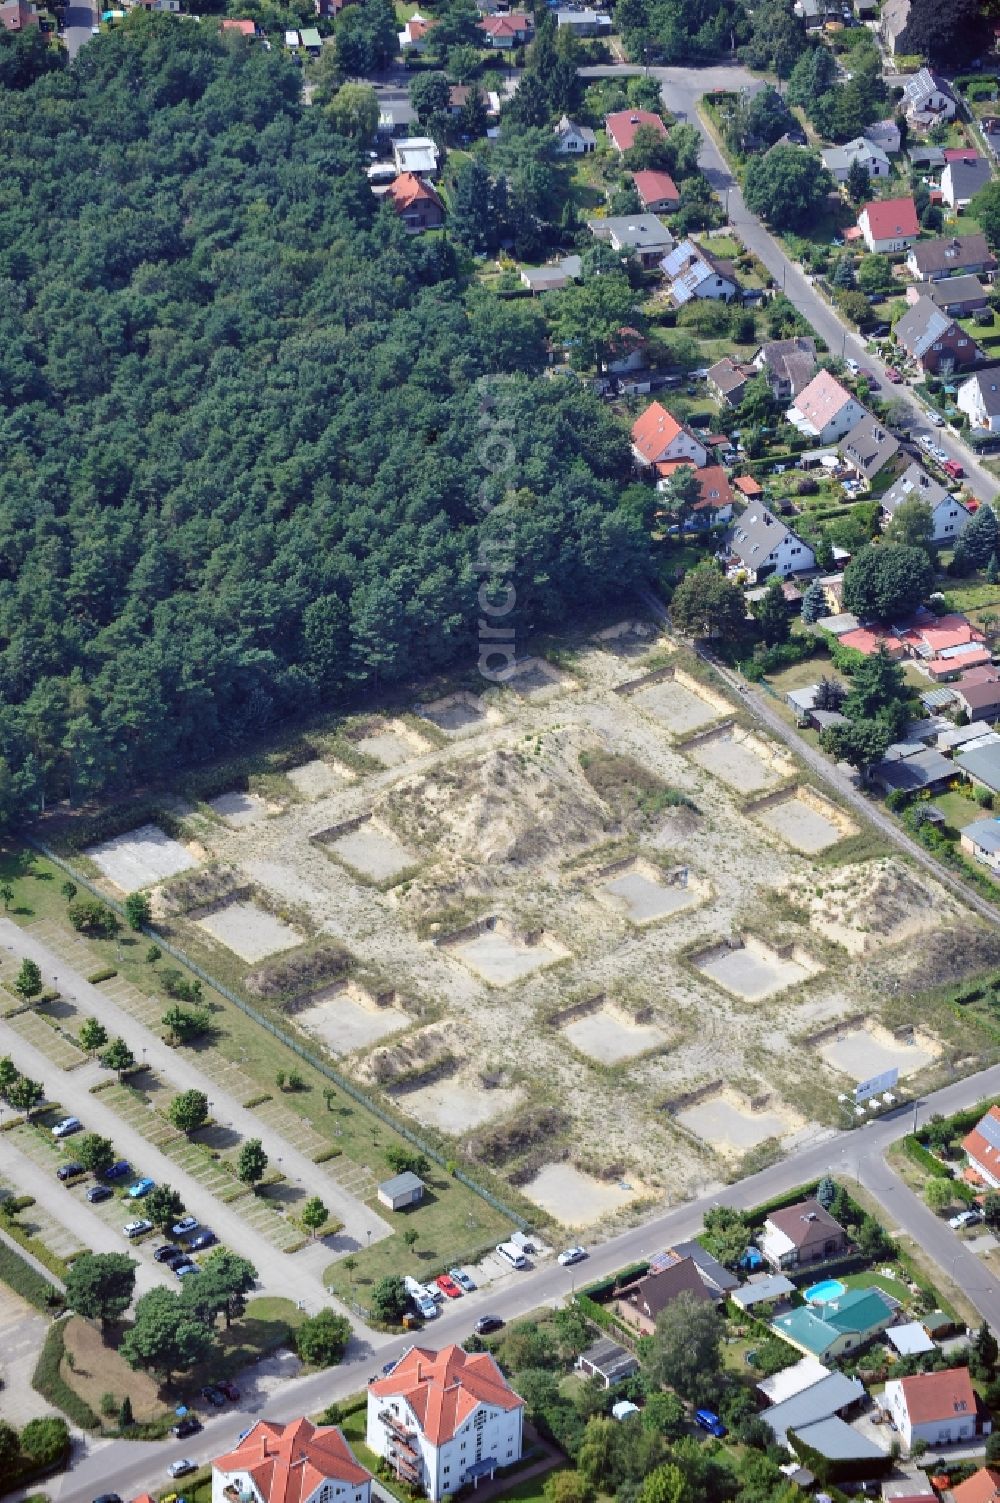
[582, 62, 1000, 504]
[61, 0, 95, 58]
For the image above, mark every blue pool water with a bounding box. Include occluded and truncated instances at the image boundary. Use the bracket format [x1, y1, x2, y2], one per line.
[804, 1278, 847, 1304]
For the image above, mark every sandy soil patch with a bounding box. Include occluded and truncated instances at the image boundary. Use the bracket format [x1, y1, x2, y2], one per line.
[196, 899, 303, 962]
[209, 790, 271, 827]
[354, 719, 431, 767]
[635, 680, 720, 735]
[754, 789, 856, 854]
[295, 982, 410, 1054]
[599, 861, 703, 924]
[286, 760, 355, 799]
[696, 936, 820, 1001]
[445, 921, 570, 986]
[522, 1163, 647, 1227]
[687, 727, 791, 794]
[677, 1089, 801, 1153]
[593, 619, 659, 654]
[819, 1024, 940, 1082]
[506, 656, 570, 698]
[87, 823, 197, 890]
[393, 1079, 524, 1134]
[563, 1003, 666, 1064]
[419, 692, 492, 735]
[328, 820, 417, 882]
[806, 859, 959, 955]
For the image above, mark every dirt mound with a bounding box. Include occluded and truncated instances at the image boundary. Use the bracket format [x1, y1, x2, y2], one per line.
[806, 859, 960, 955]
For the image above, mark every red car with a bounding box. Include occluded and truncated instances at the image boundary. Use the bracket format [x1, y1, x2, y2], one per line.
[435, 1274, 462, 1299]
[884, 367, 902, 383]
[942, 459, 965, 480]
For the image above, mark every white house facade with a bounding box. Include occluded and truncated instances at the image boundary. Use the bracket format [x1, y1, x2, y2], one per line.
[958, 369, 1000, 432]
[883, 1370, 986, 1453]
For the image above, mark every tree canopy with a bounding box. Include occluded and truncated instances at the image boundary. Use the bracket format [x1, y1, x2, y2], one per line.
[842, 543, 934, 621]
[744, 146, 832, 230]
[0, 16, 653, 829]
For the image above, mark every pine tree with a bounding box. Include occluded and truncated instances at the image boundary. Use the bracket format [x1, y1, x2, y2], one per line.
[800, 578, 827, 624]
[832, 255, 855, 289]
[119, 1395, 133, 1428]
[964, 503, 999, 568]
[987, 552, 999, 584]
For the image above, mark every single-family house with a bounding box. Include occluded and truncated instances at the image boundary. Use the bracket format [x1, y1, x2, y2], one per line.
[865, 118, 902, 155]
[556, 8, 611, 34]
[724, 508, 816, 581]
[377, 1171, 425, 1210]
[954, 672, 1000, 722]
[903, 68, 958, 128]
[838, 414, 900, 487]
[958, 368, 1000, 431]
[660, 238, 738, 305]
[762, 1372, 867, 1447]
[379, 99, 418, 136]
[393, 138, 439, 177]
[985, 119, 1000, 161]
[753, 337, 817, 401]
[881, 463, 971, 544]
[385, 174, 445, 233]
[398, 12, 434, 50]
[616, 1256, 713, 1334]
[212, 1419, 372, 1503]
[519, 255, 582, 294]
[447, 85, 470, 116]
[943, 156, 993, 211]
[787, 370, 866, 443]
[894, 296, 983, 374]
[822, 136, 891, 183]
[907, 235, 997, 282]
[953, 1468, 1000, 1503]
[760, 1199, 848, 1270]
[478, 12, 532, 45]
[668, 1240, 739, 1297]
[858, 196, 920, 254]
[588, 214, 673, 268]
[656, 463, 735, 528]
[961, 819, 1000, 875]
[920, 275, 990, 317]
[553, 116, 596, 154]
[576, 1338, 640, 1388]
[909, 144, 947, 172]
[221, 17, 258, 35]
[962, 1102, 1000, 1186]
[883, 1368, 988, 1452]
[772, 1287, 897, 1361]
[871, 746, 956, 791]
[367, 1346, 523, 1502]
[758, 1357, 831, 1407]
[603, 327, 648, 374]
[708, 356, 754, 406]
[957, 739, 1000, 794]
[631, 169, 680, 213]
[880, 0, 913, 52]
[631, 402, 708, 468]
[0, 0, 37, 26]
[605, 110, 668, 155]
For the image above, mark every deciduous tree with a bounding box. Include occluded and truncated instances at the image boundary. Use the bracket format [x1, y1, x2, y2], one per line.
[167, 1090, 209, 1136]
[295, 1308, 352, 1365]
[65, 1252, 137, 1332]
[670, 563, 745, 640]
[644, 1291, 724, 1407]
[237, 1137, 268, 1191]
[120, 1287, 212, 1381]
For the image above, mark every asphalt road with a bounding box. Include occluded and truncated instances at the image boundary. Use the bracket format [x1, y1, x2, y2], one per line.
[61, 0, 95, 58]
[32, 1063, 1000, 1503]
[582, 62, 1000, 504]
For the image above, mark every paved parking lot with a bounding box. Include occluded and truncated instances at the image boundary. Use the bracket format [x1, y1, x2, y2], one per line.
[0, 1274, 58, 1426]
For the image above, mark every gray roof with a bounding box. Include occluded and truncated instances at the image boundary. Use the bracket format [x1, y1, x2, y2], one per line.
[961, 368, 1000, 418]
[788, 684, 822, 711]
[946, 157, 992, 203]
[938, 720, 993, 749]
[957, 740, 1000, 791]
[908, 144, 946, 169]
[708, 357, 751, 395]
[589, 214, 672, 252]
[894, 296, 957, 359]
[554, 115, 597, 146]
[726, 506, 794, 568]
[578, 1337, 640, 1382]
[927, 274, 988, 311]
[839, 414, 899, 479]
[818, 611, 860, 635]
[378, 1170, 424, 1196]
[904, 67, 954, 111]
[962, 818, 1000, 854]
[765, 1372, 866, 1446]
[812, 709, 848, 729]
[822, 137, 890, 174]
[755, 337, 817, 396]
[872, 747, 954, 789]
[521, 255, 582, 289]
[671, 1239, 740, 1293]
[791, 1416, 886, 1461]
[881, 462, 948, 516]
[731, 1274, 796, 1309]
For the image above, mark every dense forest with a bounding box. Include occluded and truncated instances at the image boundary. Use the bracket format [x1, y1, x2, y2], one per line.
[0, 18, 652, 823]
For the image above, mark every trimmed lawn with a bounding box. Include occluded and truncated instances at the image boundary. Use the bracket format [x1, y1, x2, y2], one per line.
[764, 651, 836, 699]
[929, 788, 984, 835]
[839, 1267, 912, 1306]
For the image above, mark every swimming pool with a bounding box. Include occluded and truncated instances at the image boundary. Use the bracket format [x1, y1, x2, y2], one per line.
[804, 1278, 847, 1304]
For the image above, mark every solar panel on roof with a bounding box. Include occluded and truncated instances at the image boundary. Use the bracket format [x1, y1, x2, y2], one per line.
[979, 1109, 1000, 1151]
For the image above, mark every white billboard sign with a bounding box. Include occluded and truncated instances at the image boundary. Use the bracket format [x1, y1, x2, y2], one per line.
[854, 1067, 899, 1104]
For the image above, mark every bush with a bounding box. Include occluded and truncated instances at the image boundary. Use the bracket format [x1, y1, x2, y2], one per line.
[67, 900, 120, 939]
[86, 969, 117, 985]
[295, 1309, 352, 1367]
[904, 1136, 952, 1178]
[31, 1322, 100, 1430]
[0, 1241, 63, 1313]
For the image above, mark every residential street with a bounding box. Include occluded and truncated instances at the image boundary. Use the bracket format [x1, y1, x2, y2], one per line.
[27, 1063, 1000, 1503]
[61, 0, 95, 58]
[582, 63, 1000, 504]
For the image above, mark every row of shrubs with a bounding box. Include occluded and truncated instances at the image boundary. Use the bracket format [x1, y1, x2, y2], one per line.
[31, 1319, 100, 1431]
[0, 1239, 63, 1314]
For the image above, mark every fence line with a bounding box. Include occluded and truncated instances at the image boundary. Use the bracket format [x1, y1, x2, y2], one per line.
[22, 834, 528, 1231]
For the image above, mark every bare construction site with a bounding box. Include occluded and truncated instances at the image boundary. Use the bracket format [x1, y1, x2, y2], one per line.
[76, 621, 1000, 1230]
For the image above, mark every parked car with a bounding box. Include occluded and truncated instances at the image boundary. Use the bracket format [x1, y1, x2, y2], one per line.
[52, 1116, 82, 1138]
[168, 1461, 196, 1479]
[174, 1261, 199, 1279]
[103, 1160, 131, 1180]
[474, 1315, 504, 1335]
[171, 1217, 199, 1238]
[57, 1162, 85, 1182]
[949, 1208, 983, 1230]
[201, 1385, 226, 1407]
[557, 1245, 587, 1266]
[188, 1230, 217, 1251]
[942, 459, 965, 479]
[932, 446, 949, 464]
[449, 1267, 476, 1293]
[153, 1243, 184, 1264]
[695, 1409, 727, 1438]
[845, 358, 860, 375]
[172, 1416, 202, 1440]
[927, 411, 944, 426]
[86, 1184, 113, 1204]
[435, 1273, 462, 1299]
[123, 1219, 153, 1238]
[93, 1495, 123, 1503]
[217, 1380, 240, 1401]
[918, 434, 935, 452]
[128, 1177, 155, 1198]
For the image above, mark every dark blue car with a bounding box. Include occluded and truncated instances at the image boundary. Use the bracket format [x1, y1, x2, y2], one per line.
[103, 1160, 131, 1181]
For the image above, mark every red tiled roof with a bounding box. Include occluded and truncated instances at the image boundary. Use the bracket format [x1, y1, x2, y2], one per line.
[214, 1420, 371, 1503]
[837, 627, 905, 657]
[897, 1368, 977, 1427]
[791, 369, 855, 426]
[734, 474, 764, 497]
[653, 459, 732, 507]
[632, 400, 684, 462]
[944, 149, 983, 163]
[964, 1106, 1000, 1175]
[952, 1467, 1000, 1503]
[479, 12, 530, 35]
[368, 1345, 522, 1447]
[605, 110, 668, 153]
[860, 196, 919, 240]
[631, 168, 679, 206]
[221, 17, 256, 32]
[388, 172, 444, 212]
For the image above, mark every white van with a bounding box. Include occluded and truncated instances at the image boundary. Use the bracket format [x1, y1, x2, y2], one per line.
[404, 1275, 437, 1318]
[496, 1241, 529, 1270]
